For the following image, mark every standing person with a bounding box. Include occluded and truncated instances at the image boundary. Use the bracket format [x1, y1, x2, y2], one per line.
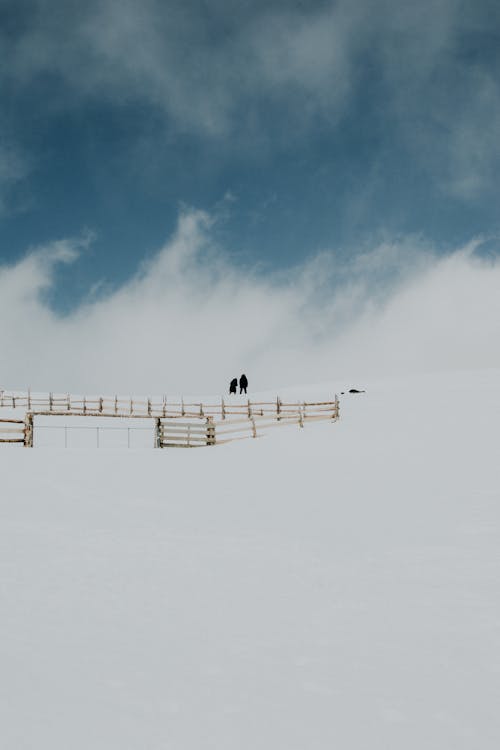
[229, 377, 237, 395]
[239, 373, 248, 395]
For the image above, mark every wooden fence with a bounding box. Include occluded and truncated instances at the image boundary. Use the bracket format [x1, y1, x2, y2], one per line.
[0, 417, 32, 446]
[0, 393, 339, 448]
[157, 419, 216, 448]
[156, 400, 339, 448]
[0, 391, 337, 421]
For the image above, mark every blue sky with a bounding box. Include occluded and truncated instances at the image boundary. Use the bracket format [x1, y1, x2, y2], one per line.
[1, 0, 500, 313]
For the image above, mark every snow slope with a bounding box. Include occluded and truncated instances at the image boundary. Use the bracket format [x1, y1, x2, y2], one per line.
[1, 370, 499, 749]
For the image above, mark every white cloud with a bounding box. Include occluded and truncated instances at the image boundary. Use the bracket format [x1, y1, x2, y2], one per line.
[1, 209, 499, 395]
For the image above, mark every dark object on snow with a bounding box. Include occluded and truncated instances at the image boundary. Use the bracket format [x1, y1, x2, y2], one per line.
[239, 373, 248, 395]
[229, 378, 238, 395]
[348, 388, 365, 393]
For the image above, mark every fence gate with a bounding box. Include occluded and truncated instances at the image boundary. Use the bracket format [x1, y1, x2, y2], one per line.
[157, 418, 215, 448]
[0, 418, 30, 445]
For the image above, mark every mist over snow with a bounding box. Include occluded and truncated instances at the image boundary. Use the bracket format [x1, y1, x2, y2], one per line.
[1, 208, 499, 394]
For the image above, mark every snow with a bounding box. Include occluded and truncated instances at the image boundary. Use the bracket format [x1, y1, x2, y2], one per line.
[1, 369, 499, 749]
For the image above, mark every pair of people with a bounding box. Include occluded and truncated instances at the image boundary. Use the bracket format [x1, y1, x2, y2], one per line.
[229, 374, 248, 395]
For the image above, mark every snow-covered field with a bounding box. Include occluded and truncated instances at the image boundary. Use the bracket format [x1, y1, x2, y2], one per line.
[1, 369, 499, 749]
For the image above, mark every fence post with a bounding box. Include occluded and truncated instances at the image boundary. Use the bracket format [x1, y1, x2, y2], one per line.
[28, 389, 31, 410]
[115, 395, 118, 415]
[251, 417, 257, 438]
[277, 396, 281, 421]
[154, 418, 161, 448]
[24, 413, 34, 448]
[247, 399, 252, 418]
[162, 396, 167, 418]
[334, 394, 340, 421]
[221, 397, 226, 420]
[181, 399, 185, 417]
[83, 396, 87, 415]
[49, 392, 53, 411]
[206, 417, 216, 446]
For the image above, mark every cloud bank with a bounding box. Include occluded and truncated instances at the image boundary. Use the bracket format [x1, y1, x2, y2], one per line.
[1, 209, 499, 395]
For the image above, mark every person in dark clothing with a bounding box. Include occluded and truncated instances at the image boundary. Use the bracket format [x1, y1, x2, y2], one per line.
[229, 377, 238, 395]
[239, 373, 248, 394]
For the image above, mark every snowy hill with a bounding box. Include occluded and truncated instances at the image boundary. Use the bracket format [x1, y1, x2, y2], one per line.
[1, 369, 499, 749]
